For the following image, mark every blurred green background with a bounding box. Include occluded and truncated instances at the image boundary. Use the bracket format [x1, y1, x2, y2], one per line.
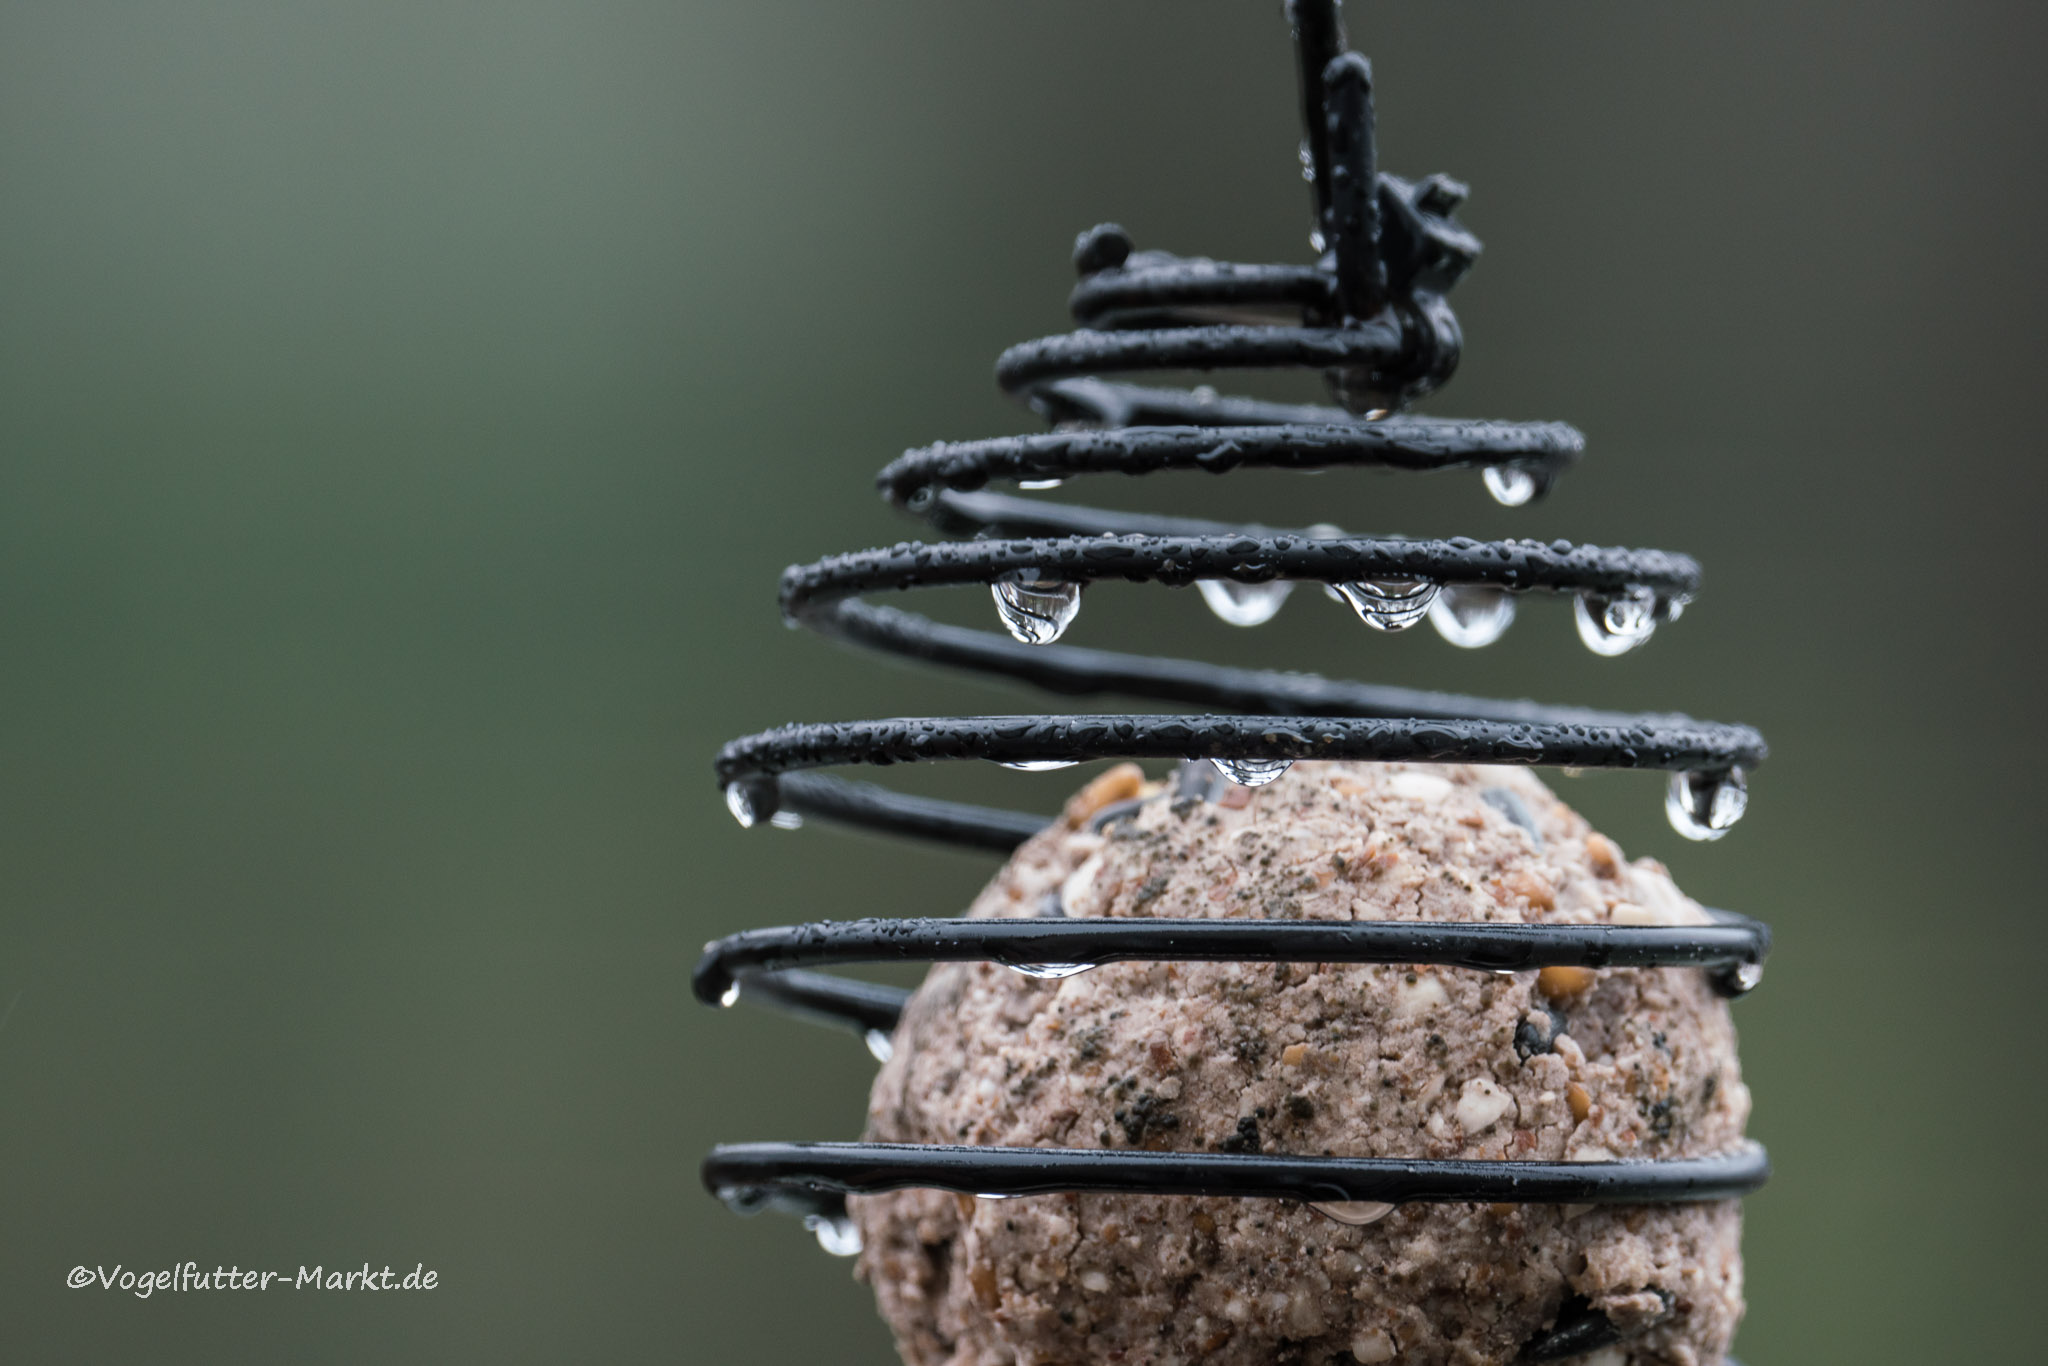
[0, 1, 2041, 1361]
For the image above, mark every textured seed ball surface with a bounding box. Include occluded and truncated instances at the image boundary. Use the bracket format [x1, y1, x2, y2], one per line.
[852, 761, 1750, 1366]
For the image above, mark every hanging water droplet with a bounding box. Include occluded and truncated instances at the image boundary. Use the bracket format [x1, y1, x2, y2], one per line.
[1298, 140, 1316, 181]
[1309, 1200, 1396, 1227]
[1197, 578, 1293, 627]
[992, 574, 1082, 645]
[1665, 768, 1748, 841]
[865, 1029, 895, 1063]
[1210, 757, 1293, 787]
[723, 783, 758, 828]
[1334, 579, 1440, 631]
[718, 982, 741, 1008]
[1483, 464, 1541, 507]
[1573, 586, 1658, 656]
[769, 809, 805, 830]
[1662, 593, 1692, 622]
[1008, 962, 1097, 981]
[1428, 584, 1517, 648]
[1729, 960, 1765, 993]
[1017, 477, 1065, 490]
[1309, 229, 1327, 253]
[999, 759, 1081, 772]
[804, 1213, 863, 1257]
[975, 1192, 1021, 1201]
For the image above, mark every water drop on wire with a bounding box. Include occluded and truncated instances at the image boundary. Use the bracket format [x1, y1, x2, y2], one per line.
[723, 783, 758, 828]
[804, 1214, 863, 1257]
[1198, 578, 1293, 627]
[999, 759, 1080, 772]
[1310, 1200, 1396, 1227]
[865, 1030, 895, 1063]
[992, 574, 1082, 645]
[1666, 768, 1748, 841]
[1210, 757, 1293, 787]
[1008, 962, 1097, 981]
[1334, 579, 1439, 631]
[1573, 586, 1657, 656]
[1483, 465, 1540, 507]
[1428, 584, 1516, 648]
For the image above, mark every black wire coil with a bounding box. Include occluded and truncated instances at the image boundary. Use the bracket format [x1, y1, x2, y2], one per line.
[699, 3, 1769, 1359]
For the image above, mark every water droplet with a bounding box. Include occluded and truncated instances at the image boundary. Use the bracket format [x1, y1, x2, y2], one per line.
[992, 574, 1082, 645]
[769, 810, 805, 830]
[1729, 961, 1765, 993]
[723, 783, 758, 828]
[1662, 593, 1692, 622]
[804, 1214, 863, 1257]
[1017, 477, 1065, 490]
[975, 1192, 1021, 1201]
[1309, 229, 1327, 253]
[1198, 578, 1293, 627]
[865, 1029, 895, 1063]
[1210, 757, 1293, 787]
[1334, 579, 1440, 631]
[1483, 465, 1543, 507]
[1665, 768, 1748, 841]
[1008, 962, 1097, 980]
[1428, 584, 1516, 648]
[1573, 587, 1658, 656]
[1298, 140, 1316, 181]
[718, 982, 741, 1008]
[999, 759, 1081, 772]
[714, 1184, 771, 1216]
[1309, 1200, 1396, 1227]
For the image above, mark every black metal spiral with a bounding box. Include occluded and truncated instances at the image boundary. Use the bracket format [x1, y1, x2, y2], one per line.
[699, 4, 1769, 1358]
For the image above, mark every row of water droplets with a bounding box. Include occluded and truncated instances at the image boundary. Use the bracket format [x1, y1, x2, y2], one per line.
[993, 569, 1669, 656]
[724, 442, 1733, 854]
[978, 480, 1739, 841]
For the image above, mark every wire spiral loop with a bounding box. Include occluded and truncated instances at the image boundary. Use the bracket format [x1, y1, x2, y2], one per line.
[700, 4, 1768, 1357]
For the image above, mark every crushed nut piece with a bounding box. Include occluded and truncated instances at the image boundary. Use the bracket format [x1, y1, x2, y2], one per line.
[1505, 868, 1556, 910]
[1455, 1077, 1515, 1133]
[1062, 763, 1147, 827]
[1537, 965, 1597, 1000]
